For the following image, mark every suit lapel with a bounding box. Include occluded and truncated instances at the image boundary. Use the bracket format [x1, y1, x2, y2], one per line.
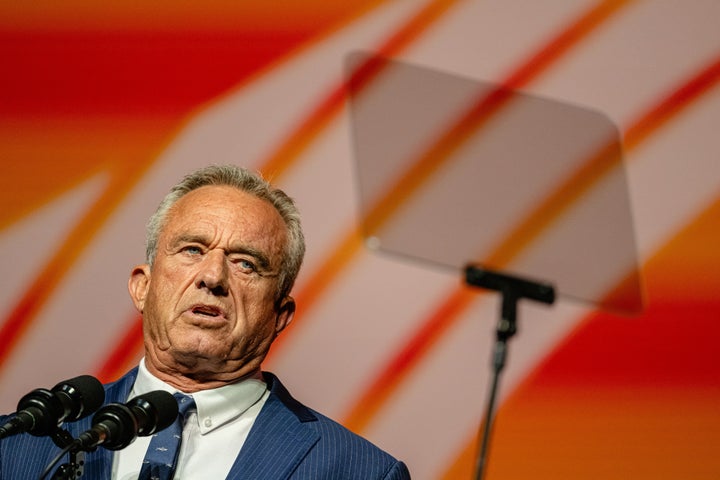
[225, 373, 320, 480]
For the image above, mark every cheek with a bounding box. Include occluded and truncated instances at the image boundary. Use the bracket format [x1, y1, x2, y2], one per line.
[142, 287, 168, 337]
[144, 275, 184, 328]
[234, 281, 277, 316]
[152, 265, 193, 303]
[232, 286, 279, 332]
[231, 273, 265, 298]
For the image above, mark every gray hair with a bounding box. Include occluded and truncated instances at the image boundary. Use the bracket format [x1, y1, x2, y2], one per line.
[145, 165, 305, 300]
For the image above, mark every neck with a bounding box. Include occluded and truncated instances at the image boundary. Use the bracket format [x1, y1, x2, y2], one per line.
[144, 352, 264, 393]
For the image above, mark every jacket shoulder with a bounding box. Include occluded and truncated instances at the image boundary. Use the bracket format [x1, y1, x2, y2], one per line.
[254, 372, 411, 479]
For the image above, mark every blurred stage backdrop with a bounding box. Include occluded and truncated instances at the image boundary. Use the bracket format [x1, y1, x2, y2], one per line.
[1, 1, 719, 478]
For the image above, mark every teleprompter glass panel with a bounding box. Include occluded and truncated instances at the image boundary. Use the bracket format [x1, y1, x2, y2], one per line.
[346, 51, 643, 314]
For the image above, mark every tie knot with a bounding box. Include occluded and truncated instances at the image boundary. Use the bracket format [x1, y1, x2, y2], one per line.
[174, 392, 196, 418]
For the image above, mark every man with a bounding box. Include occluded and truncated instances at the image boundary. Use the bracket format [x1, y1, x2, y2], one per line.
[0, 165, 410, 479]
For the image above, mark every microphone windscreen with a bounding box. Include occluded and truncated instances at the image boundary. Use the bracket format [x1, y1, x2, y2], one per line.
[130, 391, 179, 436]
[52, 375, 105, 422]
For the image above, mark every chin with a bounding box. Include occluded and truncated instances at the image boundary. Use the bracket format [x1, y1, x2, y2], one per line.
[170, 336, 228, 360]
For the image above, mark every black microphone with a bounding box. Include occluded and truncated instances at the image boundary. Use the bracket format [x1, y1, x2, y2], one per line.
[74, 390, 178, 451]
[0, 375, 105, 439]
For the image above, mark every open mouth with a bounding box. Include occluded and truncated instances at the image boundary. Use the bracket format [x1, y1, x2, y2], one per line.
[191, 305, 222, 318]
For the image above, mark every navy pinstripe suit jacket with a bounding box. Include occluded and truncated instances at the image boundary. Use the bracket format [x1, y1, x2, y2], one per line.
[0, 369, 410, 479]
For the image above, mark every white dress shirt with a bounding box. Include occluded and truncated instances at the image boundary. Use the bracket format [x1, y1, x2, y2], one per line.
[112, 359, 269, 480]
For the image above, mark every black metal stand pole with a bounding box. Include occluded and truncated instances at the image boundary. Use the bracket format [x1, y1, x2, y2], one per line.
[465, 265, 555, 480]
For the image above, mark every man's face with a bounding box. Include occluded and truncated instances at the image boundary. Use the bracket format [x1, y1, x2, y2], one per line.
[129, 185, 294, 381]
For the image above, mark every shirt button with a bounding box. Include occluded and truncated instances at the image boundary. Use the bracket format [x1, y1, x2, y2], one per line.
[204, 418, 213, 428]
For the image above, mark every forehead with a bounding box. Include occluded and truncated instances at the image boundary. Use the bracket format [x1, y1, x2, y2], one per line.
[162, 185, 287, 255]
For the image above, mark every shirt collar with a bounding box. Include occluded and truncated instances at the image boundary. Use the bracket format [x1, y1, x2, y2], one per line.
[132, 358, 268, 434]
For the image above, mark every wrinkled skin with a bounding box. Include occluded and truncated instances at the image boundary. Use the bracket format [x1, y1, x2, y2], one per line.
[128, 185, 295, 392]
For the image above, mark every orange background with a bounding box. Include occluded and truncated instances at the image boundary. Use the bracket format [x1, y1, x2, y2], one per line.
[1, 1, 718, 478]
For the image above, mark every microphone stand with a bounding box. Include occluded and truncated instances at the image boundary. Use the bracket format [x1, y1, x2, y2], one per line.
[464, 265, 555, 480]
[41, 428, 87, 480]
[50, 449, 86, 480]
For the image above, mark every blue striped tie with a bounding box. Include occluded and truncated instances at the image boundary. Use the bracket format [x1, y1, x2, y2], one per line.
[138, 393, 195, 480]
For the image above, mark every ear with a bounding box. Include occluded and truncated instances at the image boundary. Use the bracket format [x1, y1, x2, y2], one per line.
[274, 296, 296, 336]
[128, 264, 151, 313]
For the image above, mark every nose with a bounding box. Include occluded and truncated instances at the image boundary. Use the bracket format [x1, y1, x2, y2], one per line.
[195, 249, 229, 296]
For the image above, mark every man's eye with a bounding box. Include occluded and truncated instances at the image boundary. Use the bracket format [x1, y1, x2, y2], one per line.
[230, 257, 256, 273]
[182, 245, 203, 255]
[240, 259, 256, 272]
